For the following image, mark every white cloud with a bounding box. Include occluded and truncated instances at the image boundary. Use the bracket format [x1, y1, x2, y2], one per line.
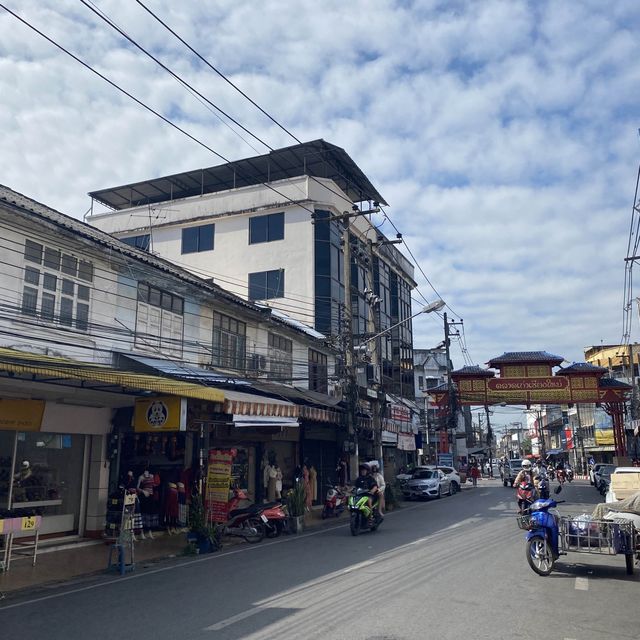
[1, 0, 639, 377]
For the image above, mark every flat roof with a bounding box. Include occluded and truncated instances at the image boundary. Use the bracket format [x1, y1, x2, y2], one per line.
[89, 139, 388, 211]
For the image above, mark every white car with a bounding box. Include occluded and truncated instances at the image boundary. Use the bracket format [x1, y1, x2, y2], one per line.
[402, 468, 453, 500]
[593, 464, 615, 490]
[437, 466, 462, 493]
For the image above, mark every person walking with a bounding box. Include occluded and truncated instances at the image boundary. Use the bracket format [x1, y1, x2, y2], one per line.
[470, 463, 480, 488]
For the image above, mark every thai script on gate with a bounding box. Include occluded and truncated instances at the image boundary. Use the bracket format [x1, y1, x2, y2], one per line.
[487, 377, 569, 392]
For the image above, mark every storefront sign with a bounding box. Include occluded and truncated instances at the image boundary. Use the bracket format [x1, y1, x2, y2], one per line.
[438, 453, 453, 467]
[398, 432, 416, 451]
[390, 404, 411, 422]
[0, 399, 45, 431]
[382, 430, 398, 445]
[134, 397, 186, 432]
[205, 449, 234, 523]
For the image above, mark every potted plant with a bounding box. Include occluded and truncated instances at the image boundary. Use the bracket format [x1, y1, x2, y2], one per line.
[186, 494, 217, 554]
[285, 481, 306, 533]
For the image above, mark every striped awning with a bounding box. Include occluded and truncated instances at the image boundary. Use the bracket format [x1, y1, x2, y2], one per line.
[0, 347, 224, 403]
[300, 405, 344, 425]
[223, 389, 299, 418]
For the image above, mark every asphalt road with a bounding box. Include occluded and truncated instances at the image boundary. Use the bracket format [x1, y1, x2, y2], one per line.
[1, 480, 638, 640]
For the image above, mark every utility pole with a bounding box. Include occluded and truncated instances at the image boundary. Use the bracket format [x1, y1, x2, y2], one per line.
[485, 404, 494, 478]
[444, 313, 456, 465]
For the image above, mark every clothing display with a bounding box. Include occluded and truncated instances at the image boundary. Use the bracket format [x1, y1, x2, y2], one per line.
[310, 466, 318, 503]
[177, 482, 188, 527]
[164, 482, 179, 532]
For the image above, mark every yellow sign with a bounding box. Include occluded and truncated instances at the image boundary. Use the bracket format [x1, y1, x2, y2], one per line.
[0, 399, 45, 431]
[595, 428, 615, 445]
[134, 396, 187, 432]
[21, 516, 37, 531]
[0, 520, 3, 534]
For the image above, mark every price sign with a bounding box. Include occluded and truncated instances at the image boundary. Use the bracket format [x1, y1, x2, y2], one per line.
[21, 516, 37, 531]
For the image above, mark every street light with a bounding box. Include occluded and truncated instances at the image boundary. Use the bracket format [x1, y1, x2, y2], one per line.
[355, 299, 445, 349]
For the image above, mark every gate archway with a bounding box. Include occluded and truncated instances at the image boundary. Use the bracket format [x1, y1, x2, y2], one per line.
[430, 351, 632, 462]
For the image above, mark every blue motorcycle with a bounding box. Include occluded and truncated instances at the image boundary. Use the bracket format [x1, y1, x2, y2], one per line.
[519, 497, 563, 575]
[519, 495, 639, 576]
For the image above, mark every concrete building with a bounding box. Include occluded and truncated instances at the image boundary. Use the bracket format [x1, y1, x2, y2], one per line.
[87, 140, 420, 471]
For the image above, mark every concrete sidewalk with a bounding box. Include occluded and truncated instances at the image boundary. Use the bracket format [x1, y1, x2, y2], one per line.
[0, 506, 333, 596]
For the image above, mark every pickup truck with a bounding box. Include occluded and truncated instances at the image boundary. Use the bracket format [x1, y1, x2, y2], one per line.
[502, 459, 523, 487]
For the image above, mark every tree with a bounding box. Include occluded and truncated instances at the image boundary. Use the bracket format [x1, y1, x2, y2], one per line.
[520, 437, 532, 456]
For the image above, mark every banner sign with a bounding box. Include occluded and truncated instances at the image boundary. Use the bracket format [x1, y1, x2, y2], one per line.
[205, 449, 234, 523]
[438, 453, 453, 467]
[0, 399, 45, 431]
[487, 377, 568, 392]
[134, 396, 186, 432]
[397, 432, 416, 451]
[390, 404, 411, 423]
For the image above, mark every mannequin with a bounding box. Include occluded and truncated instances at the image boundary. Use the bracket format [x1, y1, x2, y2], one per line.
[177, 482, 187, 529]
[137, 468, 156, 539]
[309, 465, 318, 503]
[164, 482, 179, 534]
[303, 461, 312, 510]
[274, 465, 283, 500]
[13, 461, 32, 502]
[267, 464, 277, 502]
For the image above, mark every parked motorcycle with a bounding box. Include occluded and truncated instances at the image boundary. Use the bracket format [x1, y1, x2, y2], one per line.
[348, 488, 383, 536]
[322, 484, 348, 519]
[516, 481, 537, 514]
[223, 488, 268, 543]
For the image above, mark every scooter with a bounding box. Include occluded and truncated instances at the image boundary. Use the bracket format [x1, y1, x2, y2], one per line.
[322, 484, 348, 519]
[516, 481, 537, 514]
[522, 496, 564, 575]
[348, 488, 383, 536]
[566, 468, 574, 483]
[223, 488, 268, 543]
[536, 473, 550, 499]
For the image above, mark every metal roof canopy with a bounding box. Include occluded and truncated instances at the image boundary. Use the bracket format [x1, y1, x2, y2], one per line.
[88, 140, 387, 210]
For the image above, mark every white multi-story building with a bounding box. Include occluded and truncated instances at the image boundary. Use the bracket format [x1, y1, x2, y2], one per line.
[0, 184, 341, 540]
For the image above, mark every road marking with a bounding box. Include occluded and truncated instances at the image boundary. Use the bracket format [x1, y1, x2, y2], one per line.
[342, 559, 375, 574]
[0, 502, 431, 611]
[574, 577, 589, 591]
[204, 606, 266, 631]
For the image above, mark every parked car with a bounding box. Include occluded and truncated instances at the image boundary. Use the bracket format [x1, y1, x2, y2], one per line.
[396, 466, 432, 487]
[593, 464, 615, 491]
[605, 467, 640, 503]
[589, 462, 606, 486]
[437, 466, 462, 493]
[502, 459, 523, 487]
[403, 468, 452, 500]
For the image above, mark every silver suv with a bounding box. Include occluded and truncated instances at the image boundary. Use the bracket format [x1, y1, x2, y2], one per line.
[502, 459, 523, 487]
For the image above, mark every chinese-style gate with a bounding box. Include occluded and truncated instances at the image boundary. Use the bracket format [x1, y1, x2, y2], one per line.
[430, 352, 632, 457]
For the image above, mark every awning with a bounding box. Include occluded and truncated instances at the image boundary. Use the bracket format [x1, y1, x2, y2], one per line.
[223, 389, 299, 418]
[545, 449, 564, 456]
[0, 347, 225, 403]
[233, 416, 299, 428]
[586, 445, 616, 452]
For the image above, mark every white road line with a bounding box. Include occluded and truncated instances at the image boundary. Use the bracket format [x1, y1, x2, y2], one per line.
[574, 577, 589, 591]
[342, 559, 375, 574]
[0, 502, 429, 611]
[204, 606, 266, 631]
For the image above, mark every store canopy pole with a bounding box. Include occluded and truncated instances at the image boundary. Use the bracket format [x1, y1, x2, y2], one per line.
[6, 431, 17, 509]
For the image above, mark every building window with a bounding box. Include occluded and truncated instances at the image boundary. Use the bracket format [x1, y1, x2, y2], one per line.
[308, 349, 328, 394]
[248, 269, 284, 301]
[20, 240, 93, 331]
[212, 312, 246, 371]
[268, 333, 292, 382]
[182, 224, 215, 254]
[135, 282, 184, 356]
[249, 212, 284, 244]
[121, 234, 151, 251]
[418, 376, 424, 390]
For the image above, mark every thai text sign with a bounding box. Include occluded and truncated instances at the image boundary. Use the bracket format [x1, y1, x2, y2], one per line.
[390, 404, 411, 422]
[487, 377, 568, 392]
[206, 449, 234, 523]
[0, 399, 45, 431]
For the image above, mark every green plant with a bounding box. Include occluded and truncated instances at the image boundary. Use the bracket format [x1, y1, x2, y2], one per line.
[188, 493, 207, 535]
[286, 481, 306, 517]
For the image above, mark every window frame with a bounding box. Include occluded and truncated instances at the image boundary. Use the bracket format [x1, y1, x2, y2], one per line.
[248, 269, 285, 301]
[249, 212, 284, 245]
[181, 223, 215, 254]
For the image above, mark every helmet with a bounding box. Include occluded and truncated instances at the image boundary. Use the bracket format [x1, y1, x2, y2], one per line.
[522, 460, 532, 469]
[358, 463, 370, 473]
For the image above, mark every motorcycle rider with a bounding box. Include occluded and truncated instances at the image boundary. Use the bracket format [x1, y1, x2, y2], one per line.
[353, 463, 379, 522]
[514, 459, 536, 489]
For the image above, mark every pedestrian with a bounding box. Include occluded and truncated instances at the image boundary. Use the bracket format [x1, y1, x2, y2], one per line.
[470, 463, 480, 488]
[371, 463, 386, 515]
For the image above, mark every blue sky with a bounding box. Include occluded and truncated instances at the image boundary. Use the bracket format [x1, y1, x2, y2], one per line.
[1, 0, 640, 386]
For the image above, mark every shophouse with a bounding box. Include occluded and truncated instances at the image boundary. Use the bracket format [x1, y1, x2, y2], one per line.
[86, 140, 420, 475]
[0, 185, 340, 540]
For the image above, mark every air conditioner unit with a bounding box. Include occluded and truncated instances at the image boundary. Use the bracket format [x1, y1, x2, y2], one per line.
[328, 383, 343, 401]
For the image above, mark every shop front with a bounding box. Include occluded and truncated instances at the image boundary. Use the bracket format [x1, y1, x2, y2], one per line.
[1, 398, 111, 537]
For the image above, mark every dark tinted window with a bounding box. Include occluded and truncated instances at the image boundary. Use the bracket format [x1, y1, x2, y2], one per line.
[182, 224, 214, 254]
[44, 247, 61, 270]
[249, 212, 284, 244]
[61, 254, 78, 277]
[24, 240, 42, 264]
[122, 234, 151, 251]
[248, 269, 284, 300]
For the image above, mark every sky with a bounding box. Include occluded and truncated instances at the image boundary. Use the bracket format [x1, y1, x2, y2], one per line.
[1, 0, 640, 396]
